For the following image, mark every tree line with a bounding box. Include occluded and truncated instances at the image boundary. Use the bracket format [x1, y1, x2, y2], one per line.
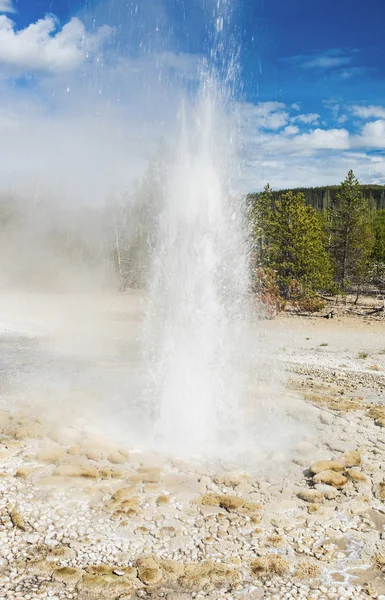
[250, 170, 385, 316]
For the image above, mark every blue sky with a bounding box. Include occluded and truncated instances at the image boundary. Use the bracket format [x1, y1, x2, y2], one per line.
[0, 0, 385, 198]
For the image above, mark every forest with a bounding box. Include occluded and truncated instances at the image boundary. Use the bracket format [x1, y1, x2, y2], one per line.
[249, 172, 385, 317]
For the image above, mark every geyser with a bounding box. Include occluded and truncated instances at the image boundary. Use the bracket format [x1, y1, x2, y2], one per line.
[143, 1, 253, 456]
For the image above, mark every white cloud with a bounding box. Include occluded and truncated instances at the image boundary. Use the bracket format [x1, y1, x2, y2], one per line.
[338, 67, 370, 79]
[352, 105, 385, 119]
[244, 101, 289, 131]
[292, 113, 320, 125]
[0, 0, 15, 13]
[357, 120, 385, 148]
[0, 15, 112, 73]
[261, 127, 351, 156]
[294, 128, 350, 150]
[284, 49, 352, 70]
[283, 125, 299, 136]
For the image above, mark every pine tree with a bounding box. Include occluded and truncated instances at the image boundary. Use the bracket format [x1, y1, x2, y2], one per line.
[328, 170, 373, 295]
[255, 188, 332, 298]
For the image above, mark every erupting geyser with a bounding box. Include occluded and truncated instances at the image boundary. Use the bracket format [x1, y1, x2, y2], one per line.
[143, 1, 253, 456]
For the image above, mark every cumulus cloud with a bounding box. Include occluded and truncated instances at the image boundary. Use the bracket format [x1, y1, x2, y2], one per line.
[0, 0, 14, 13]
[244, 101, 289, 131]
[352, 105, 385, 119]
[357, 120, 385, 148]
[0, 15, 112, 73]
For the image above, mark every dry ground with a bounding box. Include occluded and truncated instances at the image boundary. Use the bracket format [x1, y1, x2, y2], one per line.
[0, 292, 384, 600]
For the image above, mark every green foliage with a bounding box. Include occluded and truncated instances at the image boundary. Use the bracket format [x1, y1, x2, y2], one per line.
[254, 187, 333, 298]
[328, 170, 373, 293]
[372, 209, 385, 263]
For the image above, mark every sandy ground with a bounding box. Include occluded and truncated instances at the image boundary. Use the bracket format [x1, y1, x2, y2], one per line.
[0, 292, 384, 600]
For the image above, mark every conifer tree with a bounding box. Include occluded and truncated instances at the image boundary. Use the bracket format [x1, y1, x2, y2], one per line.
[255, 188, 332, 298]
[328, 170, 373, 294]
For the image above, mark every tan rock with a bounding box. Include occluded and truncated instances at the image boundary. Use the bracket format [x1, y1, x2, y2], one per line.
[309, 460, 345, 475]
[298, 489, 325, 504]
[200, 493, 244, 511]
[112, 486, 137, 501]
[29, 559, 55, 576]
[214, 472, 249, 487]
[46, 546, 76, 562]
[157, 495, 170, 506]
[250, 555, 289, 577]
[346, 468, 367, 482]
[54, 464, 99, 479]
[343, 450, 362, 468]
[313, 470, 348, 488]
[100, 466, 126, 479]
[376, 482, 385, 501]
[138, 467, 161, 483]
[53, 567, 84, 585]
[143, 483, 161, 493]
[37, 447, 67, 464]
[107, 451, 127, 465]
[10, 508, 27, 531]
[82, 448, 105, 461]
[78, 573, 132, 595]
[15, 466, 34, 480]
[159, 559, 185, 582]
[136, 556, 163, 586]
[125, 471, 143, 485]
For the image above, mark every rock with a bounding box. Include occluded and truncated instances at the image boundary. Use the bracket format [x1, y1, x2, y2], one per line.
[156, 495, 170, 506]
[46, 546, 76, 562]
[54, 463, 99, 479]
[37, 447, 67, 464]
[313, 470, 348, 488]
[200, 493, 244, 511]
[107, 451, 127, 465]
[250, 556, 289, 577]
[136, 556, 163, 586]
[309, 460, 345, 475]
[138, 467, 161, 483]
[314, 483, 339, 499]
[343, 450, 362, 468]
[53, 567, 84, 585]
[78, 573, 132, 596]
[298, 489, 325, 504]
[346, 468, 367, 482]
[9, 507, 27, 531]
[125, 471, 143, 484]
[326, 440, 356, 453]
[376, 482, 385, 501]
[15, 466, 34, 479]
[83, 448, 105, 461]
[214, 472, 250, 487]
[180, 561, 240, 590]
[159, 559, 185, 582]
[112, 486, 137, 501]
[110, 496, 140, 516]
